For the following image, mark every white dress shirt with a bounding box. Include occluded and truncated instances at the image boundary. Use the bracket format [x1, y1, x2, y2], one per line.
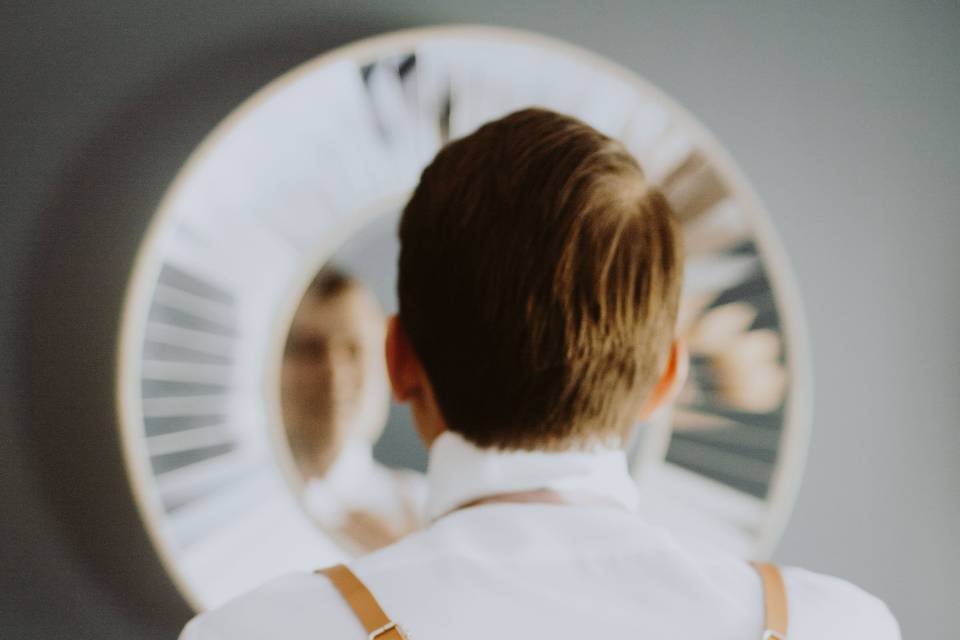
[180, 431, 900, 639]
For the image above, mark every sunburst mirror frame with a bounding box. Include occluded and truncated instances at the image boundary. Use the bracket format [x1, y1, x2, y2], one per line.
[117, 25, 811, 611]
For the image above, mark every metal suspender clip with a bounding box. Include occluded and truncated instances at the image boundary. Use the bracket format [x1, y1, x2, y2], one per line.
[368, 621, 407, 639]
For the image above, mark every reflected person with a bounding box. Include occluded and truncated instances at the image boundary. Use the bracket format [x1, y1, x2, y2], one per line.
[282, 266, 424, 553]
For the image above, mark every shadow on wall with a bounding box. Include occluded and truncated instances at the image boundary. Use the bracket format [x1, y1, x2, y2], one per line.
[15, 17, 407, 636]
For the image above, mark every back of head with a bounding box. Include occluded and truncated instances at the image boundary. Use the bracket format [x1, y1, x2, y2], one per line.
[398, 108, 683, 451]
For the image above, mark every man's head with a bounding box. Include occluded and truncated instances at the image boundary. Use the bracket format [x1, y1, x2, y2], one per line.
[388, 108, 684, 451]
[282, 266, 390, 476]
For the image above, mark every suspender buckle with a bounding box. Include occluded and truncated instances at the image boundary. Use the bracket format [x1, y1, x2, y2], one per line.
[762, 631, 786, 640]
[369, 621, 407, 639]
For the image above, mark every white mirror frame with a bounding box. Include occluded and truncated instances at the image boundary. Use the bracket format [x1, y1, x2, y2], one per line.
[117, 25, 811, 611]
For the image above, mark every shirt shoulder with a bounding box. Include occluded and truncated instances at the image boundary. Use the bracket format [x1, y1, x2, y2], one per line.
[178, 572, 360, 640]
[782, 566, 901, 640]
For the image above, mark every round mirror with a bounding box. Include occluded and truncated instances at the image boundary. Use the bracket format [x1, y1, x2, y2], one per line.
[118, 25, 810, 610]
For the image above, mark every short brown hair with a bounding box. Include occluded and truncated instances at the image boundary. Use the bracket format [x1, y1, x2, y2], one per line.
[398, 108, 682, 450]
[309, 264, 354, 300]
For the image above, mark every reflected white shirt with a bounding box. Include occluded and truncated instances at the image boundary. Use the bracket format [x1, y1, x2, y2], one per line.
[302, 440, 425, 535]
[181, 431, 900, 639]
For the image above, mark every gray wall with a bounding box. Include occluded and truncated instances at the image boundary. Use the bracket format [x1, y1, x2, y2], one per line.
[2, 1, 957, 638]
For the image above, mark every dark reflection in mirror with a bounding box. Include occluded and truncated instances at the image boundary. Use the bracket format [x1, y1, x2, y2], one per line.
[281, 265, 425, 553]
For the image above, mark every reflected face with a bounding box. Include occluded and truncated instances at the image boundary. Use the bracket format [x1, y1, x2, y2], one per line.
[281, 283, 388, 476]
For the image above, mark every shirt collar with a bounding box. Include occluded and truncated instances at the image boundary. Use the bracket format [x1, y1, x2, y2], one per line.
[424, 431, 640, 521]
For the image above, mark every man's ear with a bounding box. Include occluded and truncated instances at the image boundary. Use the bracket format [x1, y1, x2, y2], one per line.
[385, 315, 449, 446]
[637, 340, 689, 421]
[385, 315, 421, 402]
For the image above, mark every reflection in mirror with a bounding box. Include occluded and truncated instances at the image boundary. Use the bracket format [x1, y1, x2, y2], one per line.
[281, 264, 425, 554]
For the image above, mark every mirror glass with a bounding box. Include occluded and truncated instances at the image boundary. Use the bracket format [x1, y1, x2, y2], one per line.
[279, 208, 428, 555]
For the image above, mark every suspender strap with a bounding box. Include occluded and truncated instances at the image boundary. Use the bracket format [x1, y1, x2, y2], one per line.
[752, 562, 789, 640]
[317, 564, 406, 639]
[319, 560, 785, 639]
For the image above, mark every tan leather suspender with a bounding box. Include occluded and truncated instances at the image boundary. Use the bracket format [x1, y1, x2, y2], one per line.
[752, 562, 789, 639]
[317, 565, 407, 639]
[319, 562, 788, 639]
